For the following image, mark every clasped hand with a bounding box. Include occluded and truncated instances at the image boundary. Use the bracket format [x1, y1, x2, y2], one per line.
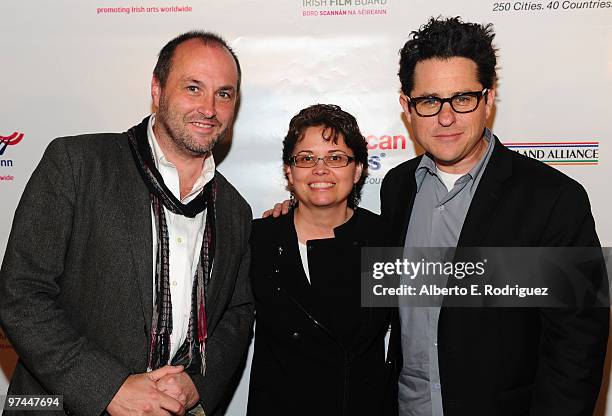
[107, 365, 200, 416]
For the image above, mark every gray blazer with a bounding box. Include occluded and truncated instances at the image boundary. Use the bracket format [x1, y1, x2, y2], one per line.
[0, 129, 254, 415]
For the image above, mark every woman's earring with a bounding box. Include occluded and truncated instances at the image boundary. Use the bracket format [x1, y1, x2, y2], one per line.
[289, 192, 297, 208]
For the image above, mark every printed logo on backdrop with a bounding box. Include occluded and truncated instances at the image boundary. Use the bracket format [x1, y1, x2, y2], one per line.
[96, 3, 193, 15]
[301, 0, 388, 17]
[365, 134, 407, 184]
[0, 327, 18, 382]
[0, 131, 24, 182]
[0, 329, 12, 350]
[504, 141, 599, 166]
[491, 0, 611, 13]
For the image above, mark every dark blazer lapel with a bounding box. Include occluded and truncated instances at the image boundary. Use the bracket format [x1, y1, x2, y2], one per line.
[116, 139, 154, 336]
[259, 211, 318, 314]
[285, 237, 316, 307]
[273, 211, 315, 303]
[393, 167, 418, 246]
[457, 138, 513, 247]
[206, 177, 233, 330]
[400, 181, 417, 245]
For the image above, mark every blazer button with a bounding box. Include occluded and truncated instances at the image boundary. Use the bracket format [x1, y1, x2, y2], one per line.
[292, 331, 300, 340]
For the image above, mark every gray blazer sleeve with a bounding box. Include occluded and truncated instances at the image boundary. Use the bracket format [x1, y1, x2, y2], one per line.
[0, 139, 130, 415]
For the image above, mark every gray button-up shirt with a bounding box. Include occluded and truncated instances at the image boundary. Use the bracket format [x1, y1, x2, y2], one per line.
[398, 129, 495, 416]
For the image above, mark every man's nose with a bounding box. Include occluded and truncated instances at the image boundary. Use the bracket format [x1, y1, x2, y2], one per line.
[198, 94, 216, 118]
[437, 101, 456, 126]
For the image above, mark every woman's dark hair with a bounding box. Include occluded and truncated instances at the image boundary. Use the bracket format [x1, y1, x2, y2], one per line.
[282, 104, 368, 207]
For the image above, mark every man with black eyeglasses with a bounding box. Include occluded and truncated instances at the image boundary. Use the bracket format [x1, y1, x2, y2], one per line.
[381, 16, 609, 416]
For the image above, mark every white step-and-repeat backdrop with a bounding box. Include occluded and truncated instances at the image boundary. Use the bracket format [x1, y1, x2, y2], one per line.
[1, 0, 611, 413]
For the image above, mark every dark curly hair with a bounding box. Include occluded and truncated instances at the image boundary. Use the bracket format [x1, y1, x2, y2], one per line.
[282, 104, 368, 207]
[154, 30, 241, 91]
[398, 16, 497, 96]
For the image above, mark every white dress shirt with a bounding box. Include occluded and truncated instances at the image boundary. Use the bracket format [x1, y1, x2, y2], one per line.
[147, 114, 216, 360]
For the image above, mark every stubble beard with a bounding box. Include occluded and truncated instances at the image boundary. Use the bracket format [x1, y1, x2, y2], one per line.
[157, 98, 228, 156]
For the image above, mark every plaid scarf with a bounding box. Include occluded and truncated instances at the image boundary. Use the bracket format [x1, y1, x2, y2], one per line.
[127, 117, 216, 375]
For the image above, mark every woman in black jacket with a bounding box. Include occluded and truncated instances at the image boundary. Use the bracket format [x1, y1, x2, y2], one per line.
[247, 104, 397, 416]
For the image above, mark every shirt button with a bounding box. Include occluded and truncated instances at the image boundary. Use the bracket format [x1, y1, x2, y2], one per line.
[433, 382, 441, 390]
[172, 281, 177, 287]
[434, 342, 438, 347]
[176, 237, 183, 244]
[438, 206, 445, 211]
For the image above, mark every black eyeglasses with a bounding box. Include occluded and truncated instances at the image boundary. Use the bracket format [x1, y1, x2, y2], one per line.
[408, 88, 489, 117]
[290, 153, 355, 168]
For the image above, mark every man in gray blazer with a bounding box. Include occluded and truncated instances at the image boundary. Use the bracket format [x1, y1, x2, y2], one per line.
[0, 31, 253, 416]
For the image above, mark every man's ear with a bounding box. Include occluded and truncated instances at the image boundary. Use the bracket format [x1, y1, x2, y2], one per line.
[399, 93, 412, 124]
[484, 87, 496, 120]
[151, 76, 161, 110]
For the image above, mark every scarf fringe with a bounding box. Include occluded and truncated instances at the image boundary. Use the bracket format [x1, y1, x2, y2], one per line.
[127, 119, 215, 376]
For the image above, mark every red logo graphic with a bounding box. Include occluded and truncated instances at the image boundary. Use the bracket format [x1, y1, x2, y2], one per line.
[0, 131, 25, 156]
[366, 134, 408, 150]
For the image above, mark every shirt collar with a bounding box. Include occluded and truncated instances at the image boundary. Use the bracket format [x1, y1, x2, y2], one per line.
[414, 127, 494, 194]
[147, 113, 216, 202]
